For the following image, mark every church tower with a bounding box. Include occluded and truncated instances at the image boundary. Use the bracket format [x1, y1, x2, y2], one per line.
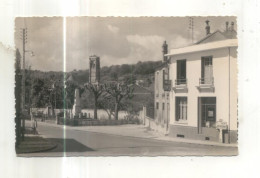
[89, 55, 100, 84]
[162, 41, 168, 62]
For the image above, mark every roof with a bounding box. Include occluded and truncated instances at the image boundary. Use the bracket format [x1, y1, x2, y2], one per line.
[195, 30, 237, 44]
[166, 27, 237, 57]
[66, 74, 75, 82]
[167, 39, 238, 57]
[130, 84, 153, 95]
[154, 61, 169, 71]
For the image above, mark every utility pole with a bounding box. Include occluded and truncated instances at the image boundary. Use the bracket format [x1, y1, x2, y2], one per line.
[20, 28, 27, 140]
[20, 28, 34, 140]
[189, 17, 194, 44]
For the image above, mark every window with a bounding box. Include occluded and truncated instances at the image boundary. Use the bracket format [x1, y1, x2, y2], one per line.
[163, 67, 171, 91]
[156, 102, 159, 109]
[162, 103, 165, 110]
[156, 72, 159, 93]
[176, 60, 186, 85]
[201, 56, 213, 84]
[175, 97, 187, 121]
[163, 68, 169, 81]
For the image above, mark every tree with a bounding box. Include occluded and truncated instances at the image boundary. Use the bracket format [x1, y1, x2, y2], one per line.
[15, 48, 22, 148]
[84, 83, 104, 120]
[98, 95, 115, 120]
[123, 74, 137, 85]
[110, 71, 118, 81]
[31, 78, 50, 108]
[30, 77, 64, 110]
[104, 82, 134, 120]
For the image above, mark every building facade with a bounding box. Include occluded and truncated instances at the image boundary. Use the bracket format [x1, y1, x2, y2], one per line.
[154, 21, 238, 143]
[154, 41, 171, 134]
[167, 39, 237, 143]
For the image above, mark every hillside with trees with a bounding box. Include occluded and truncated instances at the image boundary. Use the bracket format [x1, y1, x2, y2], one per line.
[24, 60, 162, 113]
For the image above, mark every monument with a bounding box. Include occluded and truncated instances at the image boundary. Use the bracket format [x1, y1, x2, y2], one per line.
[72, 88, 81, 118]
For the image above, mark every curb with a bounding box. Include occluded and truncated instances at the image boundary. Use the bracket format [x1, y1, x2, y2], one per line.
[16, 136, 58, 154]
[17, 144, 57, 154]
[36, 121, 237, 148]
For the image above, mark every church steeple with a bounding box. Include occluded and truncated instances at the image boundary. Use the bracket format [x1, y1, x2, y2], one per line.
[89, 55, 100, 84]
[162, 41, 168, 62]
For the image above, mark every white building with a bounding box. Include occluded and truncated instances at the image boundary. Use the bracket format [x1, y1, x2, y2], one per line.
[154, 21, 238, 143]
[153, 41, 171, 134]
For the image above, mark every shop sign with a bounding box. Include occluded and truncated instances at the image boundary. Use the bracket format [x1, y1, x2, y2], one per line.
[216, 120, 228, 130]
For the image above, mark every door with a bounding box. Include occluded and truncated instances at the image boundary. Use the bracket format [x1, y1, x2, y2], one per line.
[198, 98, 202, 133]
[202, 104, 216, 128]
[166, 103, 170, 132]
[198, 97, 216, 133]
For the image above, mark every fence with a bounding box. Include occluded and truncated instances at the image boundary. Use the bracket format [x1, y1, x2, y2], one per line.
[141, 106, 167, 134]
[57, 118, 140, 126]
[31, 108, 128, 120]
[146, 107, 154, 119]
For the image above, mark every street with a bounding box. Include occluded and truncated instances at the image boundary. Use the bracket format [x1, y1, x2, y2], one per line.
[19, 123, 238, 156]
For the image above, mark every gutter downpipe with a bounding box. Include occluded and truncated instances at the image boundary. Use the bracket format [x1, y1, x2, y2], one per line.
[228, 47, 231, 144]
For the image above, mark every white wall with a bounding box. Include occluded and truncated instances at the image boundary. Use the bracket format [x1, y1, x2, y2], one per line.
[154, 68, 170, 128]
[169, 46, 238, 131]
[81, 109, 128, 120]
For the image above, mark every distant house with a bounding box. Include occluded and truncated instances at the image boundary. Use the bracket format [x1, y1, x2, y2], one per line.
[153, 41, 171, 133]
[66, 74, 75, 82]
[131, 84, 153, 95]
[153, 21, 238, 144]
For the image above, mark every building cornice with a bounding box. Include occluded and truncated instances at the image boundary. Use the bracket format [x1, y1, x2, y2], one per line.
[166, 39, 238, 57]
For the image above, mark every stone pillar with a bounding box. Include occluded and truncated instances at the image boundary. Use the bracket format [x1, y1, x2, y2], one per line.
[143, 106, 146, 126]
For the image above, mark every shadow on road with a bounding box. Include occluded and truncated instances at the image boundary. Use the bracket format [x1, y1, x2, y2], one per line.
[48, 138, 94, 152]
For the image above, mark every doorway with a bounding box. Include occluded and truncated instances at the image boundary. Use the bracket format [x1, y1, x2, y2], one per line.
[198, 97, 216, 133]
[166, 103, 170, 132]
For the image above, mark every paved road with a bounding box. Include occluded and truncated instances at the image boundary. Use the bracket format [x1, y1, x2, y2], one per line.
[19, 124, 238, 156]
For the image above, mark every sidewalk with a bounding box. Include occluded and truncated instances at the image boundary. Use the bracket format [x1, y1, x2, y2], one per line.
[16, 135, 57, 154]
[36, 121, 237, 147]
[16, 121, 58, 154]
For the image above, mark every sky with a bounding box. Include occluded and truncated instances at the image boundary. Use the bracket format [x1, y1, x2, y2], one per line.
[15, 16, 236, 72]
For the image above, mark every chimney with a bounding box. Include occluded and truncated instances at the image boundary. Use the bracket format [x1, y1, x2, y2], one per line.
[162, 41, 168, 62]
[205, 20, 210, 35]
[226, 21, 229, 31]
[231, 21, 234, 31]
